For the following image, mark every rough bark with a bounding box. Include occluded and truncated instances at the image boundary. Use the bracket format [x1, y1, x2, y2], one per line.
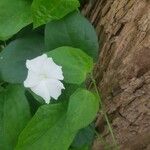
[82, 0, 150, 149]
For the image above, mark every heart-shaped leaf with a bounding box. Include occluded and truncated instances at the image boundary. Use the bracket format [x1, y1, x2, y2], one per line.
[0, 0, 32, 40]
[32, 0, 80, 27]
[45, 12, 99, 60]
[47, 46, 93, 84]
[0, 34, 44, 83]
[0, 85, 31, 149]
[16, 88, 99, 150]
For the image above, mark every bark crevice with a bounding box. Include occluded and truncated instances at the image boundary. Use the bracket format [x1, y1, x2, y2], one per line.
[82, 0, 150, 149]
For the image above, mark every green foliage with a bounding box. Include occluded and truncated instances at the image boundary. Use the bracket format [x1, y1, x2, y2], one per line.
[70, 146, 89, 150]
[16, 89, 99, 150]
[0, 0, 100, 149]
[0, 0, 80, 40]
[0, 0, 32, 41]
[32, 0, 80, 28]
[71, 125, 95, 149]
[47, 46, 93, 84]
[57, 83, 82, 103]
[0, 34, 44, 83]
[0, 85, 31, 149]
[45, 12, 99, 60]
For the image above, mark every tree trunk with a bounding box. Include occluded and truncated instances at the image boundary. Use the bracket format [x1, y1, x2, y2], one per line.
[82, 0, 150, 149]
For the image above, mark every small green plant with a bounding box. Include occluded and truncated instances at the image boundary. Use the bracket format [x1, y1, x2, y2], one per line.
[0, 0, 117, 150]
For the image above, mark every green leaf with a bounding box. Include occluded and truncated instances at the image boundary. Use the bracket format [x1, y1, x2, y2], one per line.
[66, 89, 99, 130]
[0, 85, 31, 150]
[47, 46, 93, 84]
[32, 0, 80, 28]
[16, 88, 99, 150]
[57, 83, 81, 102]
[25, 90, 41, 116]
[45, 12, 99, 60]
[70, 145, 89, 150]
[0, 0, 32, 41]
[0, 86, 4, 92]
[0, 34, 44, 83]
[71, 124, 95, 149]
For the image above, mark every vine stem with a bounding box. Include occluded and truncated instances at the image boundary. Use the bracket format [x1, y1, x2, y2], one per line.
[90, 73, 118, 149]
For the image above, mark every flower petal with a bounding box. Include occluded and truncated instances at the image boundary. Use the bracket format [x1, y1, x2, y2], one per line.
[31, 80, 51, 104]
[43, 58, 64, 80]
[26, 54, 47, 74]
[24, 54, 65, 104]
[46, 79, 65, 100]
[24, 71, 41, 88]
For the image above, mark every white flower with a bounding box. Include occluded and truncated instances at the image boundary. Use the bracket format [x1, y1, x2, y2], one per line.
[24, 54, 65, 104]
